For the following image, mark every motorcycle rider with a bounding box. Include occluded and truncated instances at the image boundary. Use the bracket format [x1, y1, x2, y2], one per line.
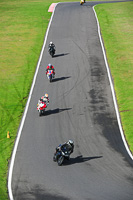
[38, 93, 49, 106]
[46, 63, 55, 76]
[55, 140, 74, 156]
[48, 41, 56, 51]
[80, 0, 85, 5]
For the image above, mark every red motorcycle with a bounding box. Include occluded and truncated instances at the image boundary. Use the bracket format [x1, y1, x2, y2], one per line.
[47, 69, 55, 82]
[37, 102, 47, 116]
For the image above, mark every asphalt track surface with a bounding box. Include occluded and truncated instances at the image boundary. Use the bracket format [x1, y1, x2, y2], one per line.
[11, 2, 133, 200]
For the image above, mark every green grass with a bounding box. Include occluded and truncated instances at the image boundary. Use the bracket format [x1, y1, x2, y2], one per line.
[95, 2, 133, 151]
[0, 0, 132, 199]
[0, 0, 52, 198]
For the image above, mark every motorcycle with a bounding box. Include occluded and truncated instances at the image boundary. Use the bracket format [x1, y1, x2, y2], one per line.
[80, 0, 85, 5]
[47, 69, 55, 82]
[48, 46, 55, 57]
[53, 146, 70, 166]
[37, 102, 47, 116]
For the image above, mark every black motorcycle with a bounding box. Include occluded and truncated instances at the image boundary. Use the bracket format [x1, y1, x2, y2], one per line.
[48, 46, 55, 57]
[53, 146, 70, 166]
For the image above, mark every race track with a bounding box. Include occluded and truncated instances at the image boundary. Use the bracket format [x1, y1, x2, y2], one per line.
[11, 2, 133, 200]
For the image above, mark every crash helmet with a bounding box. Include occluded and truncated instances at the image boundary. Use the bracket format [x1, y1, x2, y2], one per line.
[48, 63, 52, 68]
[50, 41, 53, 45]
[44, 93, 48, 98]
[68, 140, 74, 146]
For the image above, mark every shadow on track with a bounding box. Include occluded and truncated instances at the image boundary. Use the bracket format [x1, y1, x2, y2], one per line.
[53, 53, 69, 58]
[44, 108, 72, 116]
[63, 155, 103, 165]
[52, 76, 71, 82]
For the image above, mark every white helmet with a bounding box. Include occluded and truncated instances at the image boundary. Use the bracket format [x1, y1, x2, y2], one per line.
[50, 41, 53, 45]
[48, 63, 52, 67]
[68, 140, 74, 146]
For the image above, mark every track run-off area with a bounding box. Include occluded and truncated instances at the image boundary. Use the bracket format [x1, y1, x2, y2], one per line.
[8, 1, 133, 200]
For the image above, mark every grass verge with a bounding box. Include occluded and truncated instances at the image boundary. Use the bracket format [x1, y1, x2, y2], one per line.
[0, 0, 132, 199]
[0, 0, 52, 198]
[95, 2, 133, 152]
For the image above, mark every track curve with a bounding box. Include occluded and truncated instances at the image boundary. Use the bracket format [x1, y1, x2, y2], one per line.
[11, 2, 133, 200]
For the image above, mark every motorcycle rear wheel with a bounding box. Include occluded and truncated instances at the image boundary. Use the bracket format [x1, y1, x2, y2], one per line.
[50, 51, 54, 57]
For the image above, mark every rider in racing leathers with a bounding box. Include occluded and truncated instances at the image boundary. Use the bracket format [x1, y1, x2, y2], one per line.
[80, 0, 85, 4]
[46, 63, 55, 76]
[55, 140, 74, 157]
[38, 93, 49, 106]
[48, 41, 56, 51]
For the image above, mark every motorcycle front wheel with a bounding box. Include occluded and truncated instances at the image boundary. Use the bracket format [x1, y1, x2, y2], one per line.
[57, 156, 64, 166]
[50, 75, 52, 82]
[39, 110, 42, 116]
[53, 154, 57, 162]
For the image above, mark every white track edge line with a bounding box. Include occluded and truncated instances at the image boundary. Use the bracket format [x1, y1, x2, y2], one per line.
[93, 6, 133, 160]
[8, 3, 59, 200]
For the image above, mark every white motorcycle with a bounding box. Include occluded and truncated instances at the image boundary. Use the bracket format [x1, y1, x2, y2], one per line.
[37, 99, 49, 116]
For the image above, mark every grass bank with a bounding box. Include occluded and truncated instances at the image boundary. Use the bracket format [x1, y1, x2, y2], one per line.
[0, 0, 52, 198]
[95, 1, 133, 152]
[0, 0, 132, 199]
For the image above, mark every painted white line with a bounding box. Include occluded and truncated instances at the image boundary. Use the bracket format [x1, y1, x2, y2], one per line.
[93, 6, 133, 160]
[8, 3, 59, 200]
